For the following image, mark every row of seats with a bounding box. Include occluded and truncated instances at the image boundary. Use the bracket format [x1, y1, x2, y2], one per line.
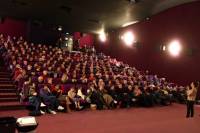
[0, 34, 186, 115]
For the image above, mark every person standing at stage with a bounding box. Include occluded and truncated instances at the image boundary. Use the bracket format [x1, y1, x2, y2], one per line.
[186, 82, 199, 118]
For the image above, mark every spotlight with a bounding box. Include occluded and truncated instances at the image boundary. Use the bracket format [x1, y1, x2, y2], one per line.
[121, 31, 135, 46]
[58, 26, 62, 31]
[168, 40, 182, 57]
[162, 45, 166, 51]
[99, 32, 107, 42]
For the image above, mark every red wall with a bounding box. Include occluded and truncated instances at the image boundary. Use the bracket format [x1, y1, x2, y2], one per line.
[74, 32, 94, 47]
[0, 18, 27, 38]
[95, 1, 200, 85]
[73, 32, 81, 40]
[79, 33, 94, 47]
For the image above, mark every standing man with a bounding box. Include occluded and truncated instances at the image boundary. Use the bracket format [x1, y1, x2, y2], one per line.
[186, 82, 199, 118]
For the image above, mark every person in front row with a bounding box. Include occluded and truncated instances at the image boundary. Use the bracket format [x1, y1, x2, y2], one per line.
[40, 85, 64, 114]
[68, 87, 83, 110]
[52, 85, 72, 113]
[28, 85, 45, 115]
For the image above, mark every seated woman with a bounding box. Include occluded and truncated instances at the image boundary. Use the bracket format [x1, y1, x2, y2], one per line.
[61, 73, 69, 84]
[28, 85, 45, 115]
[77, 87, 86, 100]
[20, 77, 32, 102]
[71, 72, 78, 83]
[39, 85, 64, 114]
[13, 65, 23, 82]
[158, 87, 172, 105]
[68, 87, 83, 110]
[80, 74, 88, 84]
[52, 85, 72, 113]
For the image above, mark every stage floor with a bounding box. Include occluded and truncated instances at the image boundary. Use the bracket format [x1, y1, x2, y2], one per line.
[0, 104, 200, 133]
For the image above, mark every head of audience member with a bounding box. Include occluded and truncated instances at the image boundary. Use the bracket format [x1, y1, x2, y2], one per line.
[43, 70, 48, 76]
[192, 81, 199, 88]
[38, 76, 44, 83]
[128, 85, 133, 92]
[61, 73, 68, 83]
[47, 77, 53, 84]
[43, 85, 50, 92]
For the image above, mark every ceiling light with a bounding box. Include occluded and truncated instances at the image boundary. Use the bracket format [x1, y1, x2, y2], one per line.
[58, 26, 62, 31]
[122, 21, 139, 27]
[99, 32, 107, 42]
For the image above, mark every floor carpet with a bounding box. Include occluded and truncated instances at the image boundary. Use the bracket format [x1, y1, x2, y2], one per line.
[0, 104, 200, 133]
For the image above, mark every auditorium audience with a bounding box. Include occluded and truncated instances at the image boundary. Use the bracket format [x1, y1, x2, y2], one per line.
[0, 34, 189, 115]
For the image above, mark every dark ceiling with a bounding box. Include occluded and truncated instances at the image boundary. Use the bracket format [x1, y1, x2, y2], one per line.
[0, 0, 198, 33]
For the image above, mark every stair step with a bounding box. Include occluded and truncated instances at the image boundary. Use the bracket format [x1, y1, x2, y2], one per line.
[0, 73, 11, 76]
[0, 89, 16, 93]
[0, 81, 14, 84]
[0, 102, 26, 111]
[0, 72, 11, 74]
[0, 78, 11, 81]
[0, 97, 19, 102]
[0, 68, 8, 70]
[0, 66, 26, 111]
[0, 87, 16, 89]
[0, 93, 18, 98]
[0, 101, 22, 106]
[0, 84, 16, 89]
[0, 87, 16, 90]
[0, 70, 9, 72]
[0, 75, 11, 78]
[0, 84, 15, 87]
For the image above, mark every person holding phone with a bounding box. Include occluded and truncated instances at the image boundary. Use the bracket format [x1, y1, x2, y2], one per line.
[186, 82, 199, 118]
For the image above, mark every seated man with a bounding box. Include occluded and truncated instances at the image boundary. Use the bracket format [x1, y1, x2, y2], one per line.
[113, 82, 127, 108]
[98, 79, 115, 109]
[39, 85, 64, 114]
[125, 85, 136, 107]
[52, 85, 72, 113]
[133, 85, 143, 106]
[87, 82, 106, 110]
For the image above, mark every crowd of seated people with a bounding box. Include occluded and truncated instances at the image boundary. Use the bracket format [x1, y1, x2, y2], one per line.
[0, 34, 187, 116]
